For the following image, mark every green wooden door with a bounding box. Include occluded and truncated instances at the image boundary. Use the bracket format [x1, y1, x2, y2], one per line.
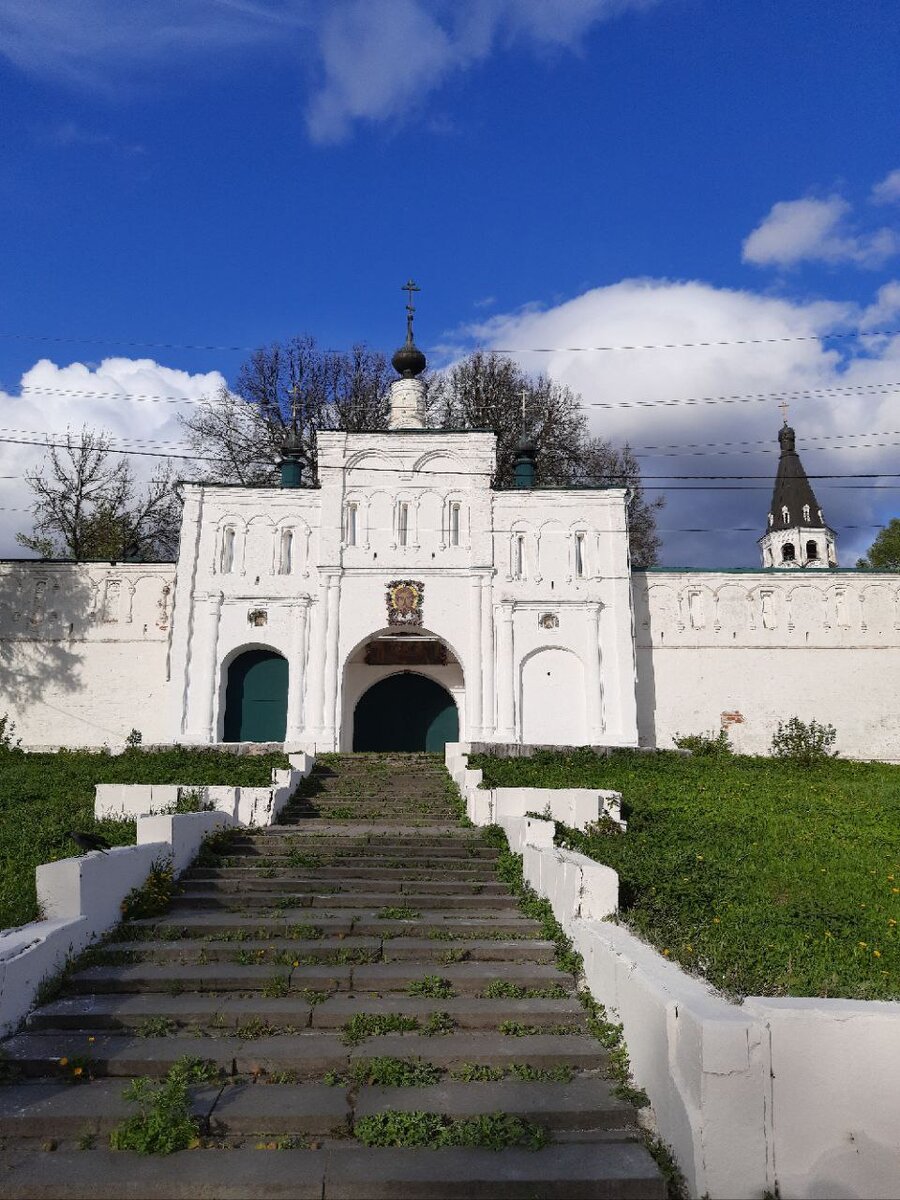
[353, 673, 459, 752]
[223, 650, 288, 742]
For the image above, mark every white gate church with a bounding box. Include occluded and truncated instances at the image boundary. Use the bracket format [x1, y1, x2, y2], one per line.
[3, 295, 900, 759]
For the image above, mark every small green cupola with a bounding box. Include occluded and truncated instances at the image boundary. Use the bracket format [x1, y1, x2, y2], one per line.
[279, 406, 306, 489]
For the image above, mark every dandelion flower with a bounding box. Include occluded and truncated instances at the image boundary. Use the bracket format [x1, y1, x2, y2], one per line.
[858, 941, 868, 948]
[58, 1057, 68, 1067]
[73, 1067, 83, 1077]
[873, 950, 882, 958]
[712, 917, 721, 924]
[662, 949, 671, 957]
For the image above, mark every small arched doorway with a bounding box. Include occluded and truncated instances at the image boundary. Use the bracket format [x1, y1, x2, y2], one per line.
[222, 649, 288, 742]
[353, 673, 459, 752]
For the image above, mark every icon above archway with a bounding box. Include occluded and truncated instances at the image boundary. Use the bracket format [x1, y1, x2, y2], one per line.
[386, 579, 424, 626]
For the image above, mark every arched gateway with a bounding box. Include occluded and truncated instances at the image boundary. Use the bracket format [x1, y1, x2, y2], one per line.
[222, 649, 288, 742]
[353, 673, 459, 752]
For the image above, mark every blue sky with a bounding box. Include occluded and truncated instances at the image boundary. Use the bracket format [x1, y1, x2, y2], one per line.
[1, 0, 899, 565]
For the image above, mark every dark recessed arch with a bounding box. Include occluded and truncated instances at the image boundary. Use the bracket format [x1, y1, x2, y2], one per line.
[222, 648, 288, 743]
[352, 672, 459, 752]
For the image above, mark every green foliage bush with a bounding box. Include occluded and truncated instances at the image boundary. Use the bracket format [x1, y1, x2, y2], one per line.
[672, 729, 732, 757]
[770, 717, 838, 765]
[0, 747, 288, 929]
[109, 1057, 219, 1155]
[473, 748, 899, 1000]
[120, 857, 175, 922]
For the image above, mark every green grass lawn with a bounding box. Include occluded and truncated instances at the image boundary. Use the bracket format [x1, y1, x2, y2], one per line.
[472, 749, 899, 1001]
[0, 747, 289, 930]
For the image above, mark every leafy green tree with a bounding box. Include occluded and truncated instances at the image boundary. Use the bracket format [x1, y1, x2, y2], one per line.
[856, 518, 900, 571]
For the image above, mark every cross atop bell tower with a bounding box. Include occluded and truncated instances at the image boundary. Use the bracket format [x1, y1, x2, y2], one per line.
[389, 278, 427, 429]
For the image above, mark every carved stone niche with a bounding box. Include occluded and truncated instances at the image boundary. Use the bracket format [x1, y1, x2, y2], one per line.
[364, 638, 447, 667]
[248, 609, 268, 627]
[538, 612, 559, 630]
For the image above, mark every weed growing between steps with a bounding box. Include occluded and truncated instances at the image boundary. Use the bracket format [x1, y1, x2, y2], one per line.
[119, 857, 175, 922]
[342, 1013, 421, 1045]
[376, 905, 421, 920]
[109, 1057, 221, 1155]
[478, 980, 568, 999]
[194, 828, 241, 868]
[354, 1110, 549, 1150]
[406, 975, 455, 998]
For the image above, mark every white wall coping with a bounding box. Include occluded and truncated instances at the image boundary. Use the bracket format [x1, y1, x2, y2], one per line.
[444, 742, 624, 831]
[1, 750, 316, 1040]
[498, 809, 900, 1200]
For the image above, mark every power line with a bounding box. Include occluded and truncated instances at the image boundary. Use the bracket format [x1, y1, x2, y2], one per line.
[16, 377, 900, 413]
[5, 325, 900, 355]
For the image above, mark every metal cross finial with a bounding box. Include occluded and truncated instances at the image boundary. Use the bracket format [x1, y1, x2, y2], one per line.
[288, 383, 302, 431]
[402, 279, 420, 344]
[778, 400, 789, 425]
[519, 388, 529, 423]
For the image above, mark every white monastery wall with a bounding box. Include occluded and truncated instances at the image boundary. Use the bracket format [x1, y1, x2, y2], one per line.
[0, 562, 174, 747]
[634, 570, 900, 759]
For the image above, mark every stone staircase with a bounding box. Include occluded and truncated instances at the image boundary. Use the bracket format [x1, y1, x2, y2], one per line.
[0, 753, 664, 1198]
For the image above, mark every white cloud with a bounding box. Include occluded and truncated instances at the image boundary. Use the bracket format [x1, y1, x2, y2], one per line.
[742, 196, 900, 269]
[0, 358, 225, 557]
[0, 0, 659, 141]
[871, 169, 900, 205]
[460, 278, 900, 566]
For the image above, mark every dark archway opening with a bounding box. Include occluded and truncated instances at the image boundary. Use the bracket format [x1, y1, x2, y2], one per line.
[223, 649, 288, 742]
[353, 673, 459, 752]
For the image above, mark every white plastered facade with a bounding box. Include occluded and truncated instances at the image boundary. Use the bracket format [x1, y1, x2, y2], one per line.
[1, 422, 899, 758]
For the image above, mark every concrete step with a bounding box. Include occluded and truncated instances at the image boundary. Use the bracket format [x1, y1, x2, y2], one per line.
[65, 962, 353, 993]
[346, 1032, 608, 1072]
[308, 996, 585, 1031]
[99, 936, 382, 963]
[354, 1076, 636, 1131]
[380, 937, 555, 963]
[172, 891, 521, 912]
[0, 1144, 665, 1199]
[1, 1032, 350, 1078]
[178, 878, 508, 896]
[0, 1079, 222, 1137]
[136, 913, 541, 939]
[26, 993, 581, 1035]
[348, 961, 573, 995]
[183, 865, 498, 881]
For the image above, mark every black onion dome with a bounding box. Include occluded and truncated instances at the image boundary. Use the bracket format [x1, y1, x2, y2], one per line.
[515, 435, 536, 459]
[766, 423, 825, 533]
[392, 339, 427, 379]
[280, 423, 305, 459]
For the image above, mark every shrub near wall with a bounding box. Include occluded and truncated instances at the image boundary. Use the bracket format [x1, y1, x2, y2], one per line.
[472, 748, 900, 1001]
[0, 747, 289, 929]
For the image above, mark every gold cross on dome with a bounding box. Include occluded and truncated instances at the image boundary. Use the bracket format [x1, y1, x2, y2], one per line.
[778, 400, 790, 425]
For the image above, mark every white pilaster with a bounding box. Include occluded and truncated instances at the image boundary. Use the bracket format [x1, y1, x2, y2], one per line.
[285, 597, 310, 741]
[321, 574, 342, 748]
[496, 601, 516, 741]
[468, 576, 484, 739]
[481, 580, 496, 739]
[585, 603, 604, 742]
[184, 591, 223, 743]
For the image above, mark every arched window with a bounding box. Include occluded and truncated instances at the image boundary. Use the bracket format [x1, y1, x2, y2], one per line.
[345, 502, 358, 547]
[449, 502, 461, 547]
[513, 533, 526, 580]
[574, 531, 586, 578]
[781, 505, 790, 524]
[806, 540, 818, 560]
[802, 504, 811, 523]
[397, 502, 410, 547]
[278, 529, 293, 575]
[782, 542, 795, 562]
[768, 513, 774, 528]
[220, 527, 236, 574]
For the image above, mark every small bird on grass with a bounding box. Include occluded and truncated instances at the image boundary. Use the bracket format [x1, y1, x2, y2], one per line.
[69, 831, 112, 854]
